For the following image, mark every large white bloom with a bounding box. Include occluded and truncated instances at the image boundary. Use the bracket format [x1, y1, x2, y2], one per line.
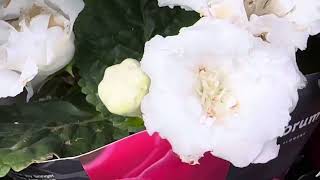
[140, 18, 305, 167]
[0, 0, 84, 98]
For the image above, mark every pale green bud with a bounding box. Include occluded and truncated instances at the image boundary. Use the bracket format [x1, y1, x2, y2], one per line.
[98, 58, 150, 117]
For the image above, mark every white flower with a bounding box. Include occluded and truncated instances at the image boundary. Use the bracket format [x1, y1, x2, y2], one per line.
[159, 0, 320, 51]
[140, 18, 305, 167]
[158, 0, 248, 23]
[246, 0, 320, 35]
[0, 0, 84, 98]
[0, 19, 38, 98]
[98, 59, 150, 117]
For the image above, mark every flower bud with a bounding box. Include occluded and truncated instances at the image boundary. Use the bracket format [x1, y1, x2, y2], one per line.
[98, 58, 150, 117]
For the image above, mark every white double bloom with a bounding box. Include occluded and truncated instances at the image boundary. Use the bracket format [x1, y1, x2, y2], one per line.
[0, 0, 84, 98]
[140, 18, 305, 167]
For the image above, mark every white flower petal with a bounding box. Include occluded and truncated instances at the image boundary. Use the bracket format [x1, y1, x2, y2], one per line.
[243, 0, 320, 50]
[0, 0, 34, 20]
[158, 0, 248, 24]
[20, 59, 38, 86]
[268, 0, 295, 17]
[158, 0, 208, 12]
[245, 0, 295, 17]
[285, 0, 320, 35]
[0, 59, 37, 98]
[25, 82, 34, 101]
[0, 69, 23, 97]
[0, 20, 15, 44]
[210, 132, 264, 167]
[45, 0, 84, 35]
[207, 0, 248, 24]
[41, 27, 75, 75]
[141, 18, 304, 167]
[6, 22, 47, 70]
[249, 14, 310, 51]
[28, 14, 51, 32]
[253, 139, 280, 164]
[248, 0, 320, 36]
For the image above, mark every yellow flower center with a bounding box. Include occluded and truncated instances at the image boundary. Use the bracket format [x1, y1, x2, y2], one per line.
[196, 67, 239, 120]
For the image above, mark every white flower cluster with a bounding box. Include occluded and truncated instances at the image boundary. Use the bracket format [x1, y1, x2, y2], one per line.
[159, 0, 320, 51]
[98, 0, 320, 167]
[0, 0, 84, 98]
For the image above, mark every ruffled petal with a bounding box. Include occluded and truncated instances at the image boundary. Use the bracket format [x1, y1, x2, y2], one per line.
[247, 0, 320, 36]
[0, 69, 23, 97]
[6, 24, 46, 70]
[41, 28, 74, 75]
[0, 59, 37, 98]
[245, 0, 295, 17]
[28, 14, 51, 33]
[285, 0, 320, 35]
[0, 0, 34, 20]
[45, 0, 85, 35]
[249, 14, 310, 51]
[0, 20, 15, 44]
[206, 0, 248, 24]
[253, 139, 280, 164]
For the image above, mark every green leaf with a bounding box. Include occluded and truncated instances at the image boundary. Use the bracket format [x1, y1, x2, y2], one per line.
[0, 101, 113, 177]
[74, 0, 199, 131]
[114, 117, 145, 133]
[65, 61, 75, 77]
[0, 162, 10, 178]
